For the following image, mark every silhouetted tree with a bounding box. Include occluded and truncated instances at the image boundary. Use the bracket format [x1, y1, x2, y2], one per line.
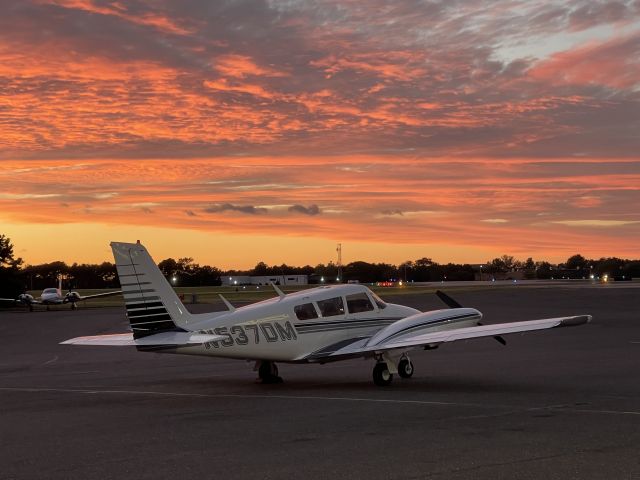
[0, 235, 23, 298]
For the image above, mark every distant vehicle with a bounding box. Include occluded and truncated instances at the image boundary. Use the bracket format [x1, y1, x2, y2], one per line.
[62, 241, 591, 386]
[1, 277, 121, 311]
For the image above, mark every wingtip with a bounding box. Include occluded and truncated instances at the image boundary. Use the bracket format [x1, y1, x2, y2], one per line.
[560, 315, 592, 327]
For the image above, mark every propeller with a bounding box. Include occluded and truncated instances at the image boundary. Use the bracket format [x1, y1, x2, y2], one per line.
[435, 290, 507, 346]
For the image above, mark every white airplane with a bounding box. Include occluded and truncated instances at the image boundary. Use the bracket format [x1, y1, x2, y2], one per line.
[1, 277, 121, 311]
[62, 241, 591, 386]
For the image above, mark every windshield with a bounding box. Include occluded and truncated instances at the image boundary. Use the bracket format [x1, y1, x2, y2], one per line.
[370, 292, 387, 309]
[42, 288, 58, 294]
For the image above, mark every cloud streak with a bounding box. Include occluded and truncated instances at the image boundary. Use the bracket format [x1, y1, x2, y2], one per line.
[288, 204, 321, 215]
[204, 203, 269, 215]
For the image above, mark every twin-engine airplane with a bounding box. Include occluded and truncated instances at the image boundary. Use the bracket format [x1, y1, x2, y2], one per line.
[62, 241, 591, 386]
[1, 278, 121, 311]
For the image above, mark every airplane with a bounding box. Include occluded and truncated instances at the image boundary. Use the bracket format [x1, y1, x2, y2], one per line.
[62, 241, 591, 386]
[1, 277, 121, 311]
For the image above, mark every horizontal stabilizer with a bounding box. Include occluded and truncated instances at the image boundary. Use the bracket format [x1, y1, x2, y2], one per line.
[61, 331, 225, 346]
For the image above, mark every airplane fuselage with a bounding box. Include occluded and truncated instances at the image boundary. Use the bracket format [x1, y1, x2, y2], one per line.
[134, 285, 480, 362]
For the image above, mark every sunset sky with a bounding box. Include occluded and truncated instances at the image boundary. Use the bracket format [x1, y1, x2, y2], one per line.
[1, 1, 639, 269]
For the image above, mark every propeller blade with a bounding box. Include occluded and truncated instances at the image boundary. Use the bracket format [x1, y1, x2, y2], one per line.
[435, 290, 462, 309]
[477, 321, 507, 346]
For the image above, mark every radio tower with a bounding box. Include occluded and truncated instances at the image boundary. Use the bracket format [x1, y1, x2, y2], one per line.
[336, 243, 342, 283]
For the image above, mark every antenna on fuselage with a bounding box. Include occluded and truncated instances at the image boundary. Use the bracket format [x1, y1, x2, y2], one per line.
[218, 294, 236, 312]
[270, 282, 286, 300]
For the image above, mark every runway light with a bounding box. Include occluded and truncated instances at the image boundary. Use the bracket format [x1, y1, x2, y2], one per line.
[603, 274, 609, 282]
[171, 276, 177, 284]
[590, 274, 595, 279]
[398, 281, 403, 286]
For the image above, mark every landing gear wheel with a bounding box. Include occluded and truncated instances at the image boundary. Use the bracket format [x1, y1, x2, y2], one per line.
[258, 361, 282, 384]
[398, 358, 414, 379]
[372, 362, 393, 386]
[71, 303, 77, 310]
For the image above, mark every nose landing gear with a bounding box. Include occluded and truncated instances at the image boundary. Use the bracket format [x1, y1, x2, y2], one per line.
[398, 357, 414, 378]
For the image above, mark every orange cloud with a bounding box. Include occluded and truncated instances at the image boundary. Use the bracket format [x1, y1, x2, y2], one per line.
[528, 33, 640, 89]
[36, 0, 194, 35]
[1, 157, 638, 266]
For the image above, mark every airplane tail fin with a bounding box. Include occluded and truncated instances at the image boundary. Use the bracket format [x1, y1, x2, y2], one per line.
[110, 241, 191, 339]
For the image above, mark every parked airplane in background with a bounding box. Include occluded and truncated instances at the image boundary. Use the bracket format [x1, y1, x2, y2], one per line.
[63, 241, 591, 386]
[1, 278, 121, 311]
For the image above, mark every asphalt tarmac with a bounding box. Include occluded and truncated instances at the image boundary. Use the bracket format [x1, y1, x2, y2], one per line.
[1, 284, 639, 480]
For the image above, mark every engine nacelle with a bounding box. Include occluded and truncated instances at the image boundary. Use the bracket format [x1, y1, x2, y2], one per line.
[365, 307, 482, 347]
[18, 293, 35, 304]
[64, 291, 81, 303]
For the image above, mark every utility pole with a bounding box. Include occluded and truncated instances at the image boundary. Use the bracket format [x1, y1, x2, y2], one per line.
[336, 243, 342, 283]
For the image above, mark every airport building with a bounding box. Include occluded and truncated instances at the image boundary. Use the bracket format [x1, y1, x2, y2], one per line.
[222, 275, 308, 286]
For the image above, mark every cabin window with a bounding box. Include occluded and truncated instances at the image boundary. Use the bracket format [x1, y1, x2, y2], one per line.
[294, 303, 318, 320]
[317, 297, 345, 317]
[346, 292, 374, 313]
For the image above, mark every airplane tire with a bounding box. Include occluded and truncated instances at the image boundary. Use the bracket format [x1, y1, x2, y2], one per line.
[372, 363, 393, 386]
[398, 359, 414, 379]
[258, 361, 282, 384]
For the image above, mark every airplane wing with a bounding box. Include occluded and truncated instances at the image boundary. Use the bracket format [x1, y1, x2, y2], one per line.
[61, 331, 225, 346]
[306, 315, 591, 361]
[74, 290, 122, 301]
[0, 297, 41, 305]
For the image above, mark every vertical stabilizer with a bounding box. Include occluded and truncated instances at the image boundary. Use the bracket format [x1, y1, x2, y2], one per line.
[111, 241, 191, 339]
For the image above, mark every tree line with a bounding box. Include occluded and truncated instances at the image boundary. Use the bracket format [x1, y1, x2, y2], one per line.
[1, 234, 639, 298]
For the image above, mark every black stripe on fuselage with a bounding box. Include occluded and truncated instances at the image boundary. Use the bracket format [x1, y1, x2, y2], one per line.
[294, 317, 399, 333]
[296, 317, 402, 328]
[118, 273, 146, 277]
[296, 321, 396, 334]
[307, 337, 368, 358]
[375, 313, 480, 344]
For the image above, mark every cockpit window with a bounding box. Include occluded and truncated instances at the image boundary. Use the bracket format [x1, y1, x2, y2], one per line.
[43, 288, 58, 294]
[317, 297, 345, 317]
[371, 292, 387, 309]
[294, 303, 318, 320]
[346, 292, 374, 313]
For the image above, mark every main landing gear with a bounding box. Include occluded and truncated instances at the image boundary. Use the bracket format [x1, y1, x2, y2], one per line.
[258, 361, 283, 384]
[372, 356, 414, 386]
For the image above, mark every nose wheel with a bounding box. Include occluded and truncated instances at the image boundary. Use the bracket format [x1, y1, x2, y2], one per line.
[398, 358, 414, 378]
